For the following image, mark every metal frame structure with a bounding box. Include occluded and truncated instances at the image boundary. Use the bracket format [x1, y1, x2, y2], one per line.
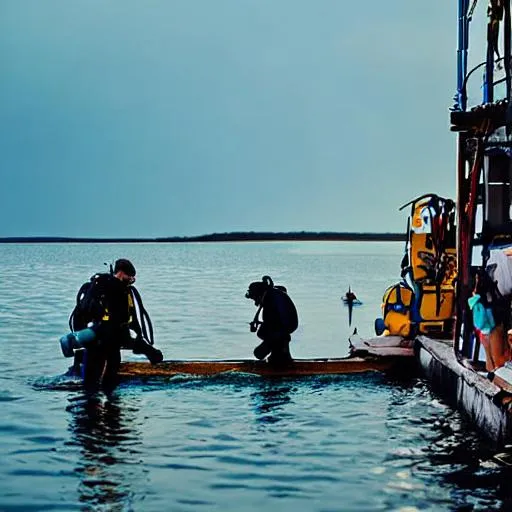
[452, 0, 512, 365]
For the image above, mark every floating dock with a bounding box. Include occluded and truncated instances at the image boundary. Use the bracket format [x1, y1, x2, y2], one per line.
[118, 333, 416, 379]
[119, 355, 407, 379]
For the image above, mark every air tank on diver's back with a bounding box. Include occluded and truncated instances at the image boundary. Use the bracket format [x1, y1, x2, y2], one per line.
[59, 323, 99, 357]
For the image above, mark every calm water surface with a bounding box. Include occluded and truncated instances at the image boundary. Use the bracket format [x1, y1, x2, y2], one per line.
[0, 242, 511, 511]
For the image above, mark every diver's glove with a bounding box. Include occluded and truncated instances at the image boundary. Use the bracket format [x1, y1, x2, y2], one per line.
[147, 346, 164, 365]
[132, 336, 164, 364]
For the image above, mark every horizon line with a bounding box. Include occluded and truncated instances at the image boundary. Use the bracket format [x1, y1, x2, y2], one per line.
[0, 231, 406, 243]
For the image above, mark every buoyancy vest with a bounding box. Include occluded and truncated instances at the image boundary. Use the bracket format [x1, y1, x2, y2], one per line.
[381, 281, 414, 338]
[69, 273, 116, 331]
[69, 272, 154, 345]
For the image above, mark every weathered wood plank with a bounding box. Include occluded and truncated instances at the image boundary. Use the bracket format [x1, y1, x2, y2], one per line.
[118, 357, 406, 378]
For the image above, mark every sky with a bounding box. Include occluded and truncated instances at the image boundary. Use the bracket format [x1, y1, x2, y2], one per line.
[0, 1, 486, 237]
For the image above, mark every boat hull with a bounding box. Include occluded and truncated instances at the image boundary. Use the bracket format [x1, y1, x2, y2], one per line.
[118, 356, 412, 378]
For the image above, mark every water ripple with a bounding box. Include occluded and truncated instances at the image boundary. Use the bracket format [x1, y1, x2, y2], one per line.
[1, 243, 511, 511]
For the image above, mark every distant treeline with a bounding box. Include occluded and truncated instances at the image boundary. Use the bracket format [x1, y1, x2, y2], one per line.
[0, 232, 405, 243]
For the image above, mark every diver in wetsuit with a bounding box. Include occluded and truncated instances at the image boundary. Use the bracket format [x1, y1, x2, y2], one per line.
[63, 259, 163, 391]
[246, 276, 298, 364]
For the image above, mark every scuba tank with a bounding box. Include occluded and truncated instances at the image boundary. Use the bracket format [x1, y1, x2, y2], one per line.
[60, 324, 99, 358]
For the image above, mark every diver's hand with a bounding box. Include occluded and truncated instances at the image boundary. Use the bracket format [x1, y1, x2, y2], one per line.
[148, 348, 163, 365]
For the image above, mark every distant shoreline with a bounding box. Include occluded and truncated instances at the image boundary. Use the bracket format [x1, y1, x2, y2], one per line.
[0, 232, 405, 243]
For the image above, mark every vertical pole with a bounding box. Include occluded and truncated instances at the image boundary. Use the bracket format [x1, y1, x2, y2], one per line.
[484, 52, 495, 103]
[454, 1, 470, 356]
[457, 0, 470, 111]
[504, 0, 511, 103]
[484, 0, 500, 103]
[454, 133, 468, 354]
[455, 136, 484, 358]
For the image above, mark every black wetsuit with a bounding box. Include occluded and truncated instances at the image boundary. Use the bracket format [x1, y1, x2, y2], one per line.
[82, 277, 134, 391]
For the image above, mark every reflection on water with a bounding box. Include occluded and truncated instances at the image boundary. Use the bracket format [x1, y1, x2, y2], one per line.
[6, 242, 512, 510]
[382, 379, 512, 510]
[24, 366, 512, 510]
[66, 392, 145, 511]
[251, 382, 294, 425]
[426, 415, 512, 510]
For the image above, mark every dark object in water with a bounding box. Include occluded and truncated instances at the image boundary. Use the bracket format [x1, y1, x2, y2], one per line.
[342, 296, 363, 306]
[342, 286, 362, 326]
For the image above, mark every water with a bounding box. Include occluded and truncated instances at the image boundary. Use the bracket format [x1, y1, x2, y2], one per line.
[1, 241, 511, 511]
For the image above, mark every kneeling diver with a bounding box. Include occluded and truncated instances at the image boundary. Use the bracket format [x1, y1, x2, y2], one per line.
[60, 258, 163, 390]
[246, 275, 299, 364]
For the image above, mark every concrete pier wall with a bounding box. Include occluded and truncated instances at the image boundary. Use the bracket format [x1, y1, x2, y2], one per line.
[415, 336, 512, 446]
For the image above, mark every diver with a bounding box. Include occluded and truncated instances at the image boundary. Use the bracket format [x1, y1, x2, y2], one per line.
[61, 258, 163, 391]
[245, 275, 298, 364]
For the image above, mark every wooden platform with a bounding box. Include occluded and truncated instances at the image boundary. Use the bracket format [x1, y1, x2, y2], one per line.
[118, 356, 407, 378]
[349, 333, 415, 358]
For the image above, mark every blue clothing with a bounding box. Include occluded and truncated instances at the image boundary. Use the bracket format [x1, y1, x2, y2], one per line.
[468, 294, 496, 334]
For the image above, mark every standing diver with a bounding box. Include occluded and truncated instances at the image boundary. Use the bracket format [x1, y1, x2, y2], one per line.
[245, 275, 299, 364]
[60, 258, 163, 391]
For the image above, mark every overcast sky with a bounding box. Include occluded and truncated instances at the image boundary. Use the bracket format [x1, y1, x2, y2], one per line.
[0, 1, 486, 237]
